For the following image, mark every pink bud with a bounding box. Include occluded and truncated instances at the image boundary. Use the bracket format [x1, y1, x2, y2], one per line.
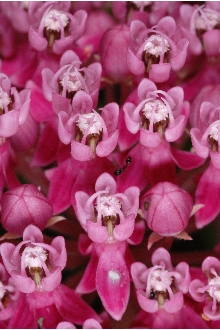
[141, 182, 193, 236]
[100, 24, 131, 83]
[1, 184, 53, 235]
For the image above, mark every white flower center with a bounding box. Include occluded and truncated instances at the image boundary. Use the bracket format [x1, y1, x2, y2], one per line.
[0, 91, 11, 110]
[144, 35, 170, 57]
[44, 9, 69, 32]
[24, 246, 47, 269]
[96, 195, 121, 218]
[150, 267, 173, 292]
[207, 274, 220, 302]
[209, 121, 220, 141]
[60, 71, 83, 93]
[76, 112, 102, 135]
[196, 11, 220, 31]
[142, 100, 169, 123]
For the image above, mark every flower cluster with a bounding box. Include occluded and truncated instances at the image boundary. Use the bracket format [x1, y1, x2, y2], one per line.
[0, 1, 220, 329]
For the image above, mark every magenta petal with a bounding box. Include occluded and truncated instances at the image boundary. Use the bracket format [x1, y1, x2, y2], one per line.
[195, 164, 220, 228]
[0, 111, 19, 137]
[95, 172, 116, 194]
[127, 48, 145, 76]
[190, 128, 209, 158]
[71, 140, 92, 161]
[0, 242, 19, 274]
[210, 151, 220, 170]
[31, 120, 60, 167]
[96, 130, 119, 157]
[203, 29, 220, 57]
[165, 115, 186, 142]
[136, 289, 158, 313]
[48, 158, 77, 214]
[76, 248, 99, 294]
[28, 26, 47, 51]
[55, 284, 101, 325]
[42, 267, 62, 292]
[87, 220, 108, 243]
[127, 220, 145, 245]
[8, 293, 36, 329]
[131, 262, 147, 290]
[149, 63, 171, 83]
[164, 291, 183, 313]
[140, 129, 161, 148]
[113, 214, 135, 241]
[96, 246, 130, 320]
[169, 147, 206, 170]
[83, 319, 102, 329]
[11, 271, 35, 293]
[189, 279, 205, 302]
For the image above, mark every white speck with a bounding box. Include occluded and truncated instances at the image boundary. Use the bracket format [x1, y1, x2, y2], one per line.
[108, 270, 121, 283]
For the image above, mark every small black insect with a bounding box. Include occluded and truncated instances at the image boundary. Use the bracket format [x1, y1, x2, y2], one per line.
[114, 156, 132, 176]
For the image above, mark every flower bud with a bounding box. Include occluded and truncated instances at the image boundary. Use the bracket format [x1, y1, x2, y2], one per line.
[100, 24, 131, 83]
[1, 184, 53, 235]
[141, 182, 193, 236]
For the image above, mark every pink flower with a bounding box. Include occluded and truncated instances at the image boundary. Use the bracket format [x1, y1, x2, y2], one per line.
[127, 17, 189, 82]
[179, 3, 220, 57]
[28, 2, 87, 54]
[0, 262, 19, 323]
[189, 256, 220, 320]
[75, 173, 140, 320]
[0, 224, 67, 293]
[75, 172, 140, 243]
[42, 49, 102, 108]
[1, 184, 53, 236]
[0, 74, 31, 138]
[190, 101, 220, 169]
[123, 78, 187, 148]
[57, 91, 119, 161]
[131, 247, 191, 313]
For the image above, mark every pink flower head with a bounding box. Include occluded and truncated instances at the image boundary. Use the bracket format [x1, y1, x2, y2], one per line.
[42, 49, 102, 108]
[141, 181, 193, 236]
[28, 2, 87, 54]
[75, 172, 140, 243]
[127, 17, 189, 82]
[0, 224, 67, 294]
[190, 102, 220, 169]
[57, 91, 119, 161]
[179, 3, 220, 57]
[1, 184, 53, 236]
[0, 74, 30, 138]
[123, 78, 187, 148]
[131, 247, 191, 313]
[189, 256, 220, 320]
